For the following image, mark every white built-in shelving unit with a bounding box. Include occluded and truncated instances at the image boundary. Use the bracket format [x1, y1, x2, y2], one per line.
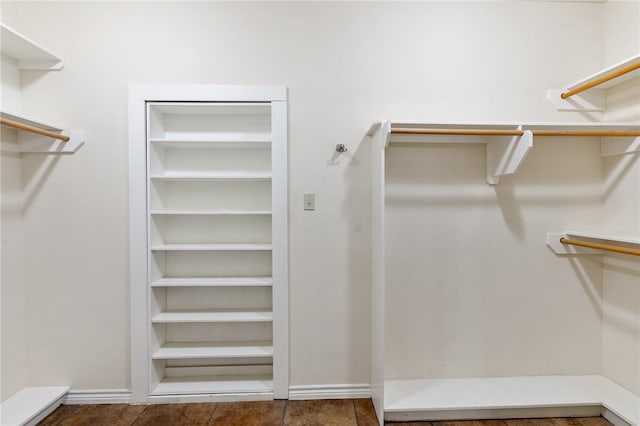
[548, 53, 640, 111]
[368, 120, 640, 426]
[129, 86, 288, 403]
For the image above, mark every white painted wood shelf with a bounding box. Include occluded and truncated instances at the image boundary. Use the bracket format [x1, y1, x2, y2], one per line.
[152, 376, 273, 396]
[152, 310, 273, 324]
[150, 210, 272, 215]
[152, 342, 273, 360]
[547, 231, 640, 255]
[548, 53, 640, 111]
[0, 23, 63, 70]
[384, 375, 639, 426]
[150, 174, 271, 181]
[0, 111, 84, 154]
[150, 137, 271, 148]
[150, 243, 272, 251]
[151, 277, 273, 287]
[0, 386, 69, 426]
[370, 120, 640, 184]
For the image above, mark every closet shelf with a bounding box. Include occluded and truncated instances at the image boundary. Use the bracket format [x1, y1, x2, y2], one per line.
[368, 121, 640, 184]
[150, 243, 272, 251]
[152, 376, 273, 396]
[150, 174, 271, 182]
[152, 310, 273, 323]
[384, 375, 639, 425]
[152, 342, 273, 360]
[151, 277, 273, 287]
[548, 53, 640, 111]
[1, 111, 84, 154]
[0, 23, 63, 70]
[150, 136, 271, 147]
[547, 231, 640, 256]
[150, 210, 272, 216]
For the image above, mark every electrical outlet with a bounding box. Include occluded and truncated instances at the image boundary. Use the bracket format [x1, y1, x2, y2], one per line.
[304, 193, 315, 211]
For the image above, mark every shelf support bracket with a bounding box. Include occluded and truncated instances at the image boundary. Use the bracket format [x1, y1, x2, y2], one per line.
[486, 129, 532, 185]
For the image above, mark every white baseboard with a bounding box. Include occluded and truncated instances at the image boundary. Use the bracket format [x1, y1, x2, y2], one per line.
[289, 384, 371, 400]
[64, 389, 132, 405]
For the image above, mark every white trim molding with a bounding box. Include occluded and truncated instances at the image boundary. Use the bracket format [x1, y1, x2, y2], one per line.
[64, 389, 132, 405]
[289, 384, 371, 400]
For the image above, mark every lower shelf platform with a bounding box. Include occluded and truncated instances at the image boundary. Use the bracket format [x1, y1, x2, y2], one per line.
[152, 375, 273, 396]
[384, 375, 639, 425]
[0, 386, 69, 426]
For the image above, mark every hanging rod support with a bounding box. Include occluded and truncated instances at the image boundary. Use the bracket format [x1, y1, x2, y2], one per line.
[560, 237, 640, 257]
[560, 61, 640, 99]
[0, 118, 70, 142]
[391, 128, 640, 137]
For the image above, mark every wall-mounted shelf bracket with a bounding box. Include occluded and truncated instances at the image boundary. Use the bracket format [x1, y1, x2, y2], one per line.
[486, 128, 532, 185]
[1, 111, 84, 154]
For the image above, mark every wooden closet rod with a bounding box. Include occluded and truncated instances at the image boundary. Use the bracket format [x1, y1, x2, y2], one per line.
[561, 61, 640, 99]
[0, 118, 70, 142]
[391, 128, 640, 137]
[560, 237, 640, 257]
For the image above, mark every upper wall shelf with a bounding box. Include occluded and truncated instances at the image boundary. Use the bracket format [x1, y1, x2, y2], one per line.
[548, 53, 640, 112]
[368, 121, 640, 184]
[1, 111, 84, 154]
[0, 23, 63, 70]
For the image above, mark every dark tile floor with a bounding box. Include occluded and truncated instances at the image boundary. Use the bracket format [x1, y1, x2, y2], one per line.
[39, 399, 613, 426]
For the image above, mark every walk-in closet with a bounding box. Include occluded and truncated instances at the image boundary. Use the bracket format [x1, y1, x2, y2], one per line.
[1, 1, 638, 426]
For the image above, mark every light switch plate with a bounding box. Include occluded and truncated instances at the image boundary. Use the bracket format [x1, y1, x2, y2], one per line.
[304, 193, 315, 211]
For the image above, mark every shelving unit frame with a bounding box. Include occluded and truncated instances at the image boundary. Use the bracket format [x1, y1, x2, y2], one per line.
[368, 120, 640, 426]
[129, 85, 288, 403]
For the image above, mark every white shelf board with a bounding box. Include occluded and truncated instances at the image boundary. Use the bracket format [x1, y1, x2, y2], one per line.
[148, 102, 270, 115]
[565, 231, 640, 245]
[1, 111, 84, 154]
[0, 23, 63, 70]
[0, 386, 69, 426]
[151, 277, 273, 287]
[566, 54, 640, 91]
[150, 136, 271, 147]
[152, 341, 273, 360]
[383, 375, 639, 425]
[150, 243, 272, 251]
[150, 210, 272, 215]
[152, 375, 273, 395]
[149, 173, 272, 182]
[152, 310, 273, 323]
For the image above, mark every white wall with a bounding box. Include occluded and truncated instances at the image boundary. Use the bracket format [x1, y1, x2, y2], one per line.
[0, 0, 635, 393]
[601, 0, 640, 396]
[1, 52, 27, 400]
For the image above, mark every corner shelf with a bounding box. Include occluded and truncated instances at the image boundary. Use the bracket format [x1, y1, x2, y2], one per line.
[548, 53, 640, 111]
[0, 23, 63, 70]
[1, 111, 84, 154]
[370, 121, 640, 184]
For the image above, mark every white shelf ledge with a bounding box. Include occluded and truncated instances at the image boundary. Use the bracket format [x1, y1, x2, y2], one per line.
[150, 243, 272, 251]
[152, 376, 273, 396]
[548, 53, 640, 111]
[0, 386, 69, 426]
[152, 341, 273, 360]
[384, 375, 638, 425]
[547, 231, 640, 255]
[1, 111, 84, 154]
[149, 173, 271, 182]
[150, 136, 271, 148]
[150, 210, 272, 215]
[151, 277, 273, 287]
[372, 121, 640, 184]
[0, 23, 63, 70]
[152, 310, 273, 323]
